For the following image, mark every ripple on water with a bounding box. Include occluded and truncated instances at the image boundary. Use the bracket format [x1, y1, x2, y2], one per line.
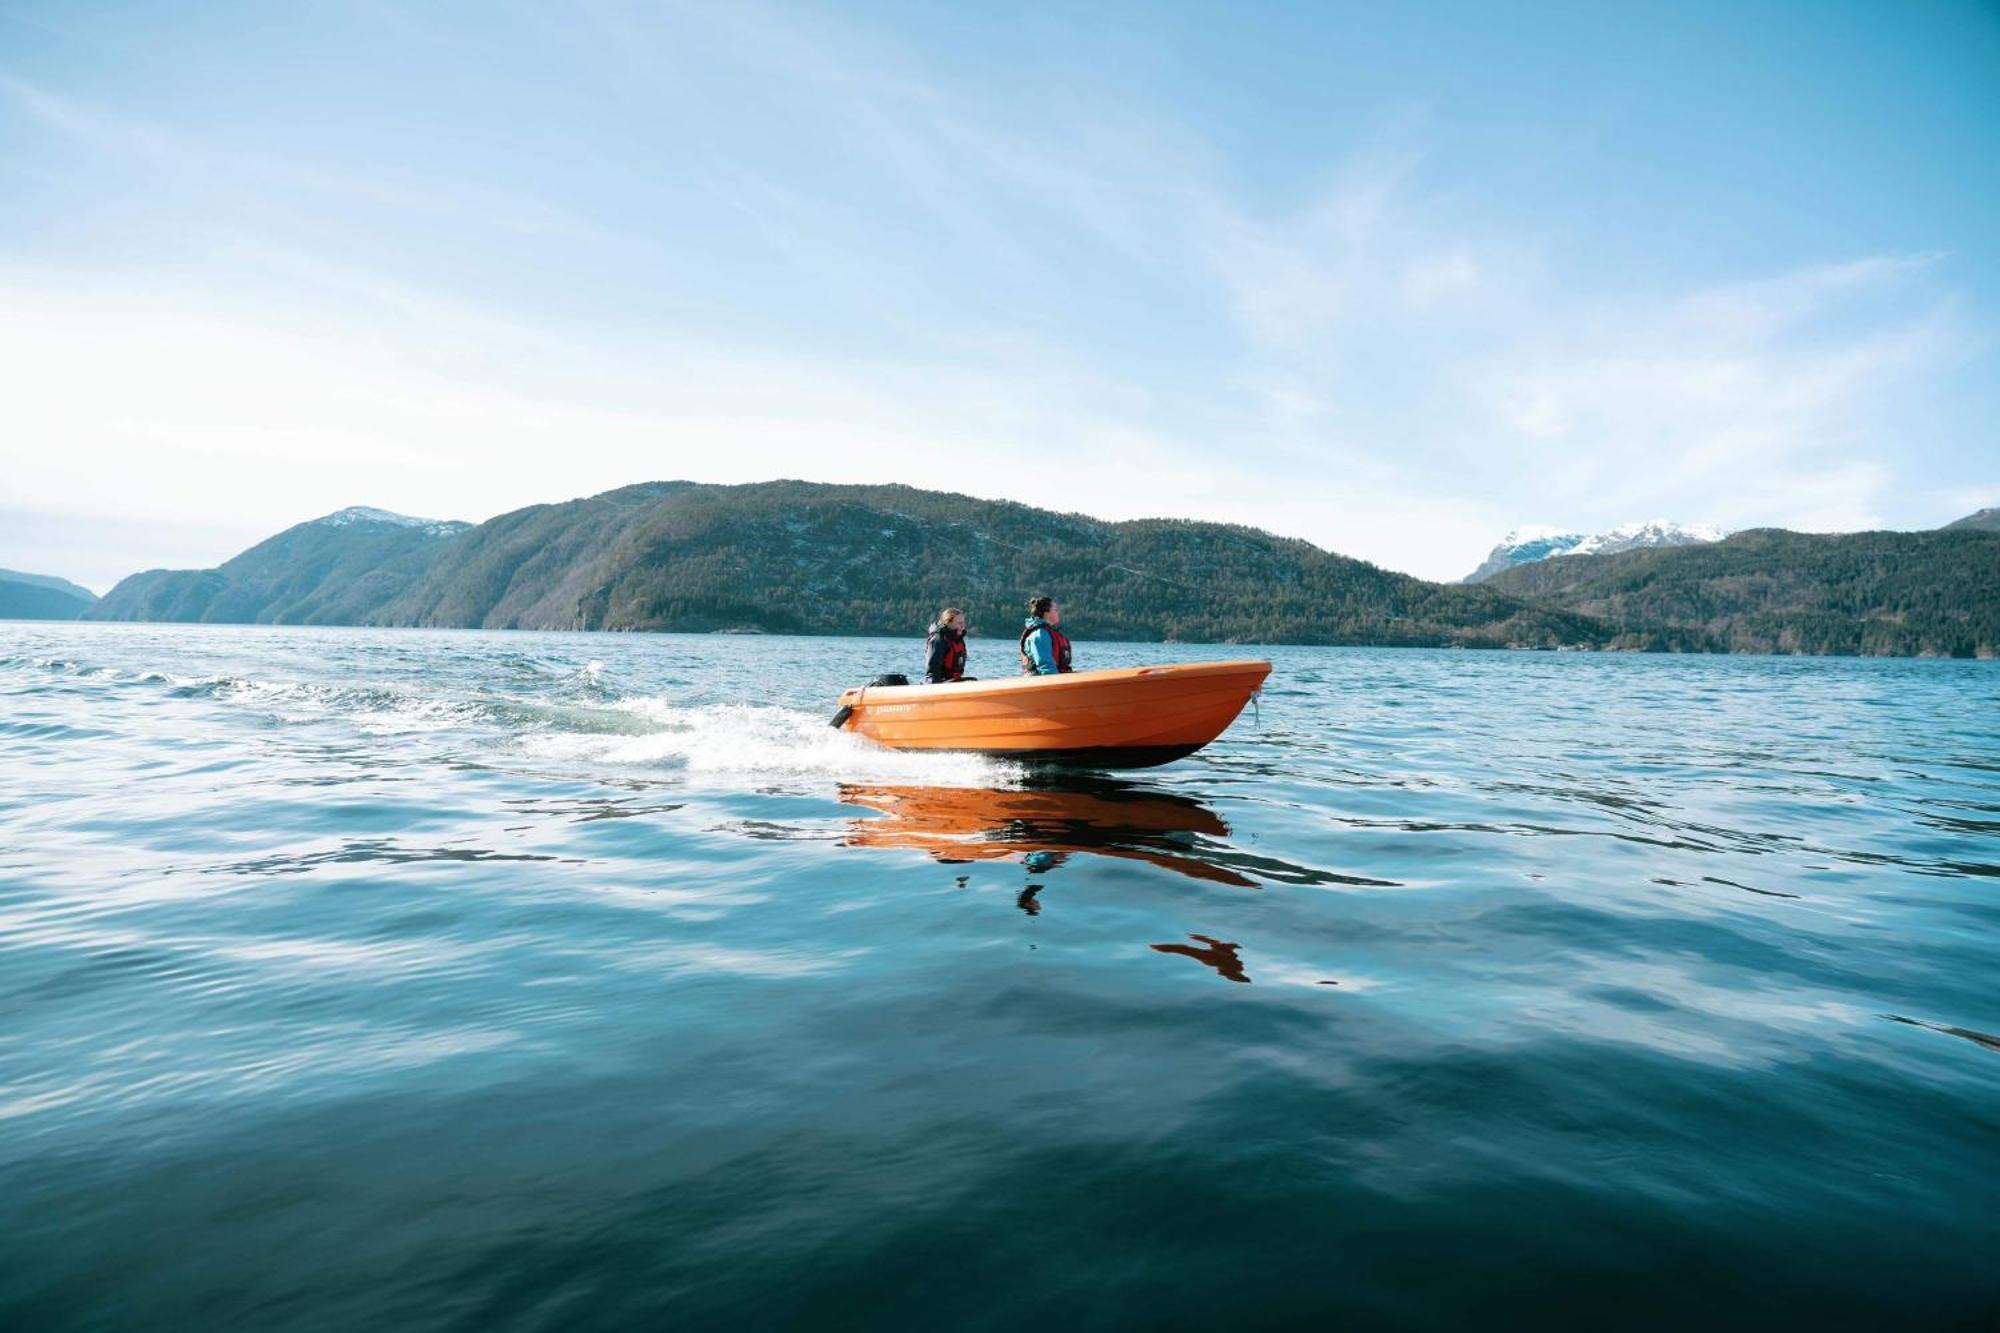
[0, 627, 1995, 1327]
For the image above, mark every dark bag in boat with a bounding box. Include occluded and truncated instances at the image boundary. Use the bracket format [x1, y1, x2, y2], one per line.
[831, 673, 909, 728]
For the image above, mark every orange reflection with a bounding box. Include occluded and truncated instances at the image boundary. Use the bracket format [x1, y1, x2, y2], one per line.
[837, 782, 1253, 887]
[1150, 934, 1250, 983]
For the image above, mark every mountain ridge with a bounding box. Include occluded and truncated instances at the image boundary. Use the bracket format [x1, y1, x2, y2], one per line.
[1482, 526, 2000, 656]
[80, 482, 2000, 656]
[87, 507, 471, 626]
[0, 567, 98, 621]
[90, 481, 1614, 648]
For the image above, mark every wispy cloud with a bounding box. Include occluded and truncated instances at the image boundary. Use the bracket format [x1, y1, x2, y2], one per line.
[1472, 254, 1967, 532]
[0, 3, 1988, 585]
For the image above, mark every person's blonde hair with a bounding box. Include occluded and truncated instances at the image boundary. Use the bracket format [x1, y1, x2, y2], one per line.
[939, 607, 964, 626]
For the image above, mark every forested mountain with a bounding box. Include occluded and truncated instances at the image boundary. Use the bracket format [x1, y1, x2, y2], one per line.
[1945, 507, 2000, 532]
[89, 482, 1606, 647]
[1482, 527, 2000, 656]
[372, 481, 1606, 646]
[0, 568, 97, 620]
[81, 483, 2000, 655]
[89, 507, 469, 624]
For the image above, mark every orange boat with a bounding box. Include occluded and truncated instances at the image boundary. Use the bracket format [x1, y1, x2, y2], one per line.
[831, 660, 1271, 768]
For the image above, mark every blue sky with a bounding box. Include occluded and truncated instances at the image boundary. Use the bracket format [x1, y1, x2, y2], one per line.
[2, 0, 1995, 589]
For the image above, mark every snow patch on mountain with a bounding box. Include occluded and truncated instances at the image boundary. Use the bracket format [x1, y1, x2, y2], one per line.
[1498, 524, 1582, 545]
[1462, 529, 1583, 583]
[1568, 519, 1724, 558]
[1943, 506, 2000, 532]
[316, 506, 468, 537]
[1463, 519, 1723, 582]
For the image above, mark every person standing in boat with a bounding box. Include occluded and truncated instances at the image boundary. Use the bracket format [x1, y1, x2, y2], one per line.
[925, 607, 971, 684]
[1019, 595, 1074, 675]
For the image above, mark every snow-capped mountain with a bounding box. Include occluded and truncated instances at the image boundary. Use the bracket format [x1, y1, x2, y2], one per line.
[1462, 519, 1723, 583]
[1568, 519, 1724, 558]
[316, 506, 467, 538]
[1461, 527, 1585, 583]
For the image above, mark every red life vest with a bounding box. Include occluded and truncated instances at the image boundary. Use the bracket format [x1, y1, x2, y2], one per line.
[1018, 621, 1073, 675]
[926, 624, 967, 682]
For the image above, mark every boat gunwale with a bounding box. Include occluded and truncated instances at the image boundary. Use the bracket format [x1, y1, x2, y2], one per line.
[841, 659, 1271, 706]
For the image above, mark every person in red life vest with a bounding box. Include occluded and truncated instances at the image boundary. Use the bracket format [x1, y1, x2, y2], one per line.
[924, 607, 971, 683]
[1019, 595, 1073, 675]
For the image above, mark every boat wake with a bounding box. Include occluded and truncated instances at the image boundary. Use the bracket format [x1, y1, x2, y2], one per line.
[524, 700, 1014, 784]
[11, 652, 1012, 785]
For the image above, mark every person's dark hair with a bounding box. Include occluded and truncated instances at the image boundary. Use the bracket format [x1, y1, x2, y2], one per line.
[1028, 595, 1054, 618]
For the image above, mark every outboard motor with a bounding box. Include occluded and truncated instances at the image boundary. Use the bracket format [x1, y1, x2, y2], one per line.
[831, 674, 910, 727]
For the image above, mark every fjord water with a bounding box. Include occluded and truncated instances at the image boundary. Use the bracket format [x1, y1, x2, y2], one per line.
[3, 625, 1996, 1330]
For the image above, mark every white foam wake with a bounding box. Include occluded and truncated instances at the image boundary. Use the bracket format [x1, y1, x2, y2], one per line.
[27, 653, 1013, 785]
[522, 700, 1013, 785]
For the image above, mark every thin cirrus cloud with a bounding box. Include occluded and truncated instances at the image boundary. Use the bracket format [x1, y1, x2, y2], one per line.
[0, 1, 1991, 591]
[1474, 256, 1968, 528]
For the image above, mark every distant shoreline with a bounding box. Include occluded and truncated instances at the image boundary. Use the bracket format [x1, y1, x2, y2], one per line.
[13, 618, 1997, 662]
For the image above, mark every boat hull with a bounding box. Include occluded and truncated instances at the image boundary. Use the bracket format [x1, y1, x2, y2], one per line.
[834, 660, 1270, 768]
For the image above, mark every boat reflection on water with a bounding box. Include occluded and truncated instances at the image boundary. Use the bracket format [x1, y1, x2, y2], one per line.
[836, 779, 1255, 887]
[837, 780, 1392, 985]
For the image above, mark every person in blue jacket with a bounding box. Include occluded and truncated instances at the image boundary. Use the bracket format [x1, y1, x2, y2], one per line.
[1018, 595, 1074, 675]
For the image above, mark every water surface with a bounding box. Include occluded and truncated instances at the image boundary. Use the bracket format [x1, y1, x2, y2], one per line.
[2, 625, 1996, 1329]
